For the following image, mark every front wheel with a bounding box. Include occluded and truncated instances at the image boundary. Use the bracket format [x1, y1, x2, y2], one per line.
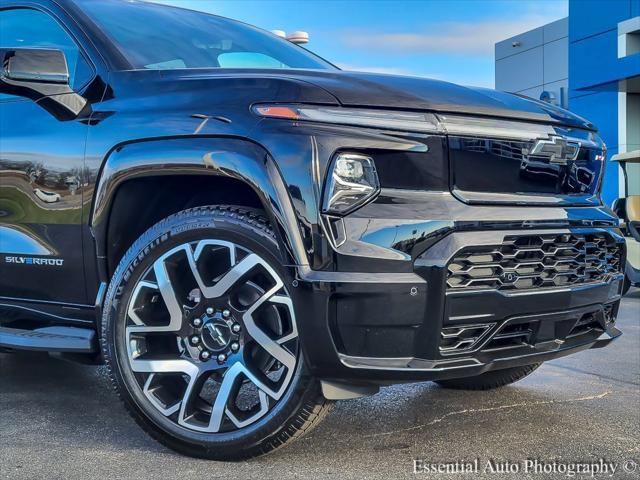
[101, 206, 331, 460]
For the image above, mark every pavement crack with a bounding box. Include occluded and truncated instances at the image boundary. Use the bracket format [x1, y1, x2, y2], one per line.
[363, 391, 612, 438]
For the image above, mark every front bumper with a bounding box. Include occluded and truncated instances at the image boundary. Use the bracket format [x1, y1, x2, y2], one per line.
[293, 225, 625, 385]
[336, 304, 622, 380]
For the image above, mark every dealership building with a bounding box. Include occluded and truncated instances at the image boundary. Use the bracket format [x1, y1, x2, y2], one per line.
[495, 0, 640, 206]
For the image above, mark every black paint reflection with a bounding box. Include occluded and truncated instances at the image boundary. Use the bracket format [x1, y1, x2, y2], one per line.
[450, 137, 603, 196]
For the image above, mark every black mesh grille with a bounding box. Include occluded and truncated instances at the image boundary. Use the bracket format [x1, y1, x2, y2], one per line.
[447, 233, 622, 291]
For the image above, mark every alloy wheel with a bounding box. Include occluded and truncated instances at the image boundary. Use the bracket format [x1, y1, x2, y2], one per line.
[123, 239, 299, 433]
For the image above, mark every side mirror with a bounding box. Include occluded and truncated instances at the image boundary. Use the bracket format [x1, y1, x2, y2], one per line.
[0, 48, 88, 120]
[4, 48, 69, 84]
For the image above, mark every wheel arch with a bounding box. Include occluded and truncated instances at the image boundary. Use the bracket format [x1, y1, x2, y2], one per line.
[90, 136, 307, 282]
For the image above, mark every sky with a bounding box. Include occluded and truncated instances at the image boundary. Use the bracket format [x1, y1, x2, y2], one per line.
[148, 0, 568, 88]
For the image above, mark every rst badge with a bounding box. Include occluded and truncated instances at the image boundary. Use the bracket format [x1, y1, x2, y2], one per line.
[4, 256, 64, 266]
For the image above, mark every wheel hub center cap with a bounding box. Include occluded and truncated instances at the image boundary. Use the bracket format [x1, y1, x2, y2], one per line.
[201, 319, 233, 352]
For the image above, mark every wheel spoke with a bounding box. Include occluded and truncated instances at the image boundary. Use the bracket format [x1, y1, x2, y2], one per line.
[152, 246, 190, 332]
[129, 355, 199, 376]
[243, 290, 294, 367]
[193, 253, 263, 300]
[143, 373, 181, 416]
[225, 389, 269, 429]
[176, 362, 242, 432]
[238, 362, 283, 400]
[270, 295, 299, 345]
[206, 363, 273, 431]
[193, 239, 236, 265]
[127, 281, 158, 326]
[207, 362, 243, 432]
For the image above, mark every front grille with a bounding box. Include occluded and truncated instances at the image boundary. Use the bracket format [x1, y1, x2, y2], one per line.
[481, 307, 609, 352]
[439, 304, 616, 355]
[482, 321, 535, 351]
[449, 135, 605, 202]
[458, 138, 526, 162]
[447, 232, 622, 291]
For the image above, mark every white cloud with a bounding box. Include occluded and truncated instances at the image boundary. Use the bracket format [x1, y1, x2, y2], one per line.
[343, 15, 562, 56]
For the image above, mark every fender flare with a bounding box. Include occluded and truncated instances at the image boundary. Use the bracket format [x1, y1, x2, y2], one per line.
[90, 135, 308, 282]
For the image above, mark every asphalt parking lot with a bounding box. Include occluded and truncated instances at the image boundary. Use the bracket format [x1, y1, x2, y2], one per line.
[1, 290, 638, 480]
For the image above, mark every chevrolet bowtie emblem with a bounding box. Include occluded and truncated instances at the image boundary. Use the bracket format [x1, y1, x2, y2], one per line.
[205, 323, 229, 347]
[525, 135, 580, 165]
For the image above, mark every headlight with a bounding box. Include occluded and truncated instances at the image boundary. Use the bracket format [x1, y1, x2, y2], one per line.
[322, 153, 379, 215]
[253, 104, 601, 144]
[253, 104, 441, 133]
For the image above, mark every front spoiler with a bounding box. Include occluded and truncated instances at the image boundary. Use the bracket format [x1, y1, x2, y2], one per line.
[335, 324, 621, 383]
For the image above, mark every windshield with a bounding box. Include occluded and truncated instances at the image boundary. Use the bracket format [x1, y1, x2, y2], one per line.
[81, 0, 335, 71]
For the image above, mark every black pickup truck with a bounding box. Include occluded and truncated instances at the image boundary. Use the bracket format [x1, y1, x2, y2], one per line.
[0, 0, 625, 460]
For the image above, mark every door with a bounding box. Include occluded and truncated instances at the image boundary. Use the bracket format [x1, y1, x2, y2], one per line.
[0, 7, 95, 304]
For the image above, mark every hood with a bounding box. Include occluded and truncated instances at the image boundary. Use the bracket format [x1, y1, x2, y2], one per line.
[269, 70, 594, 131]
[152, 68, 593, 131]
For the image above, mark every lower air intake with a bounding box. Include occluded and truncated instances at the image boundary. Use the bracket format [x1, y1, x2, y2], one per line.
[439, 324, 493, 354]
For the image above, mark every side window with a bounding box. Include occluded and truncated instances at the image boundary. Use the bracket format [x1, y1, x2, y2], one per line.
[0, 8, 93, 100]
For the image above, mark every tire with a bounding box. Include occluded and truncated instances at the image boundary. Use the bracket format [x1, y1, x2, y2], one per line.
[434, 363, 541, 391]
[101, 205, 332, 460]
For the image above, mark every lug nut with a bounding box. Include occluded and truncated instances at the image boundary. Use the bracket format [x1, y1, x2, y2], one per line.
[192, 318, 202, 327]
[230, 342, 240, 352]
[206, 307, 214, 315]
[222, 309, 231, 318]
[200, 351, 210, 361]
[217, 353, 227, 363]
[190, 335, 200, 345]
[231, 323, 241, 333]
